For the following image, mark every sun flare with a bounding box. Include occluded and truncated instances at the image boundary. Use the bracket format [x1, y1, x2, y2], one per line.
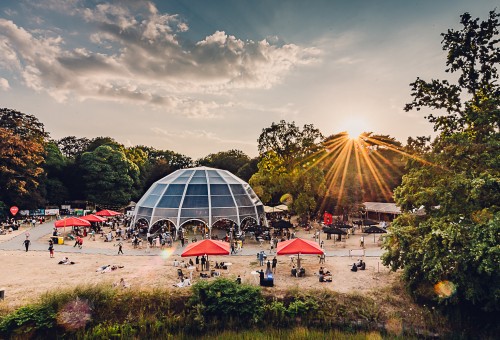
[343, 119, 366, 140]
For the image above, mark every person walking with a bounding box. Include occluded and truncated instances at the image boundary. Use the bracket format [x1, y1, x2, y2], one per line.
[23, 239, 31, 252]
[48, 240, 54, 258]
[272, 256, 277, 273]
[319, 253, 326, 264]
[195, 256, 200, 271]
[117, 242, 124, 255]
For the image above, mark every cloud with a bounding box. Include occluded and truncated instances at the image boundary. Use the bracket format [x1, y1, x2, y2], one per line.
[0, 77, 10, 90]
[0, 1, 320, 115]
[151, 127, 256, 147]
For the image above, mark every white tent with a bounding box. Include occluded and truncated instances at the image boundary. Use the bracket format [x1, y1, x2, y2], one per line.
[264, 204, 288, 213]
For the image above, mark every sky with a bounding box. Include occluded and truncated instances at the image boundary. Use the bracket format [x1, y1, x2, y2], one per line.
[0, 0, 497, 159]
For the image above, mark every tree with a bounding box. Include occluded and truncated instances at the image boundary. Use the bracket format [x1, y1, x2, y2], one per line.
[80, 145, 140, 206]
[41, 142, 69, 204]
[0, 109, 47, 208]
[56, 136, 91, 159]
[383, 11, 500, 313]
[257, 120, 323, 168]
[251, 121, 326, 218]
[197, 149, 251, 175]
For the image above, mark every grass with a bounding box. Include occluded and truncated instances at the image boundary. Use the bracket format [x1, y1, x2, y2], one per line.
[0, 280, 454, 338]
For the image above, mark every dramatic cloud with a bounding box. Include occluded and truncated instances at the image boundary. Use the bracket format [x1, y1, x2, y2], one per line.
[0, 1, 319, 117]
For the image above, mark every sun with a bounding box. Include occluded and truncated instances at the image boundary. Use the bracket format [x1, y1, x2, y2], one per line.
[343, 119, 366, 140]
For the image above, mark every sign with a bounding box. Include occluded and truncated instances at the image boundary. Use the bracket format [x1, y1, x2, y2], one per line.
[45, 209, 60, 216]
[10, 206, 19, 216]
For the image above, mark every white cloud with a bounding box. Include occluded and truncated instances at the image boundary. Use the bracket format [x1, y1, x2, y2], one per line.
[0, 1, 320, 116]
[151, 127, 256, 147]
[0, 77, 10, 90]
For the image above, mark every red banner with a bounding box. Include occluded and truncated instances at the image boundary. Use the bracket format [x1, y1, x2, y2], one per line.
[323, 211, 333, 225]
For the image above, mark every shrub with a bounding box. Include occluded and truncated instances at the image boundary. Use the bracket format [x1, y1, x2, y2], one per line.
[188, 278, 264, 326]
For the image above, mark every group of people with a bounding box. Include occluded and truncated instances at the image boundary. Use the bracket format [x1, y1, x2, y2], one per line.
[351, 259, 366, 272]
[318, 267, 333, 282]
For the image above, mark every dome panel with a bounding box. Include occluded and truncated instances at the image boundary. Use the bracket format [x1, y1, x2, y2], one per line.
[164, 184, 185, 195]
[157, 195, 182, 208]
[186, 184, 208, 195]
[182, 195, 209, 208]
[210, 184, 231, 195]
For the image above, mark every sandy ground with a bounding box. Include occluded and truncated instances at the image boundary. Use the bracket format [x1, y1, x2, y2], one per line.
[0, 223, 395, 309]
[0, 253, 394, 309]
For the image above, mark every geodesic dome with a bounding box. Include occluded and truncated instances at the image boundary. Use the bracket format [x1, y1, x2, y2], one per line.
[132, 167, 266, 230]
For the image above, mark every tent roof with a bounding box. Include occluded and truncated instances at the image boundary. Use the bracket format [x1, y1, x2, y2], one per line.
[54, 217, 91, 228]
[181, 239, 230, 257]
[363, 202, 401, 214]
[276, 238, 324, 255]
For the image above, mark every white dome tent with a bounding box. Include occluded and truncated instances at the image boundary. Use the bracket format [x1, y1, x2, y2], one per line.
[132, 167, 267, 232]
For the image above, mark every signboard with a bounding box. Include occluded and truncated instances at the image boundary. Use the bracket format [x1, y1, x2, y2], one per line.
[20, 210, 30, 216]
[45, 209, 60, 216]
[10, 206, 19, 216]
[61, 205, 71, 210]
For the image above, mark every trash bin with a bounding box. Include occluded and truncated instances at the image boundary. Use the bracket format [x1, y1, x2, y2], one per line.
[58, 237, 64, 245]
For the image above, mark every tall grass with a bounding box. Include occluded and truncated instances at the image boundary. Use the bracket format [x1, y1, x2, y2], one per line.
[0, 279, 453, 339]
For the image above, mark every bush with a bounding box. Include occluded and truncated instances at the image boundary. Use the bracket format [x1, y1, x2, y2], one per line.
[188, 278, 264, 327]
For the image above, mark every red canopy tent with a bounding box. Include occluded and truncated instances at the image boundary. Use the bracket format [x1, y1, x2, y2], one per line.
[80, 214, 106, 223]
[95, 209, 121, 216]
[54, 217, 91, 228]
[181, 239, 230, 257]
[277, 238, 324, 269]
[277, 238, 324, 255]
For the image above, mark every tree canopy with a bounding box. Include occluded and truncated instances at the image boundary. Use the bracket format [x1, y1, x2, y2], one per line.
[383, 10, 500, 313]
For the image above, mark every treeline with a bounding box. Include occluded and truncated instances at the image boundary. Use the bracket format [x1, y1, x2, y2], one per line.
[0, 108, 261, 210]
[0, 108, 407, 217]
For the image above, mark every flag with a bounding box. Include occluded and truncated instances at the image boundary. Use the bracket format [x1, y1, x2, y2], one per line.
[323, 212, 333, 225]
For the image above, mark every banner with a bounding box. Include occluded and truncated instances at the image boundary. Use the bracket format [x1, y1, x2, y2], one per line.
[323, 211, 333, 225]
[45, 209, 60, 216]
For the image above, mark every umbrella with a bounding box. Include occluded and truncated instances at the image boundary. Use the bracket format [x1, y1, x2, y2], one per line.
[328, 223, 353, 229]
[181, 239, 230, 257]
[353, 219, 378, 226]
[323, 226, 347, 242]
[364, 225, 388, 242]
[277, 238, 324, 269]
[54, 217, 91, 228]
[80, 214, 106, 223]
[272, 219, 293, 229]
[95, 209, 121, 216]
[323, 226, 347, 235]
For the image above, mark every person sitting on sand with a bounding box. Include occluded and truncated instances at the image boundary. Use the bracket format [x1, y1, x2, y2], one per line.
[351, 263, 358, 272]
[59, 257, 75, 265]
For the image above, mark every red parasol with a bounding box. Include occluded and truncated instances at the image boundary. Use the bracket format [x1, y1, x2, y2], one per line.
[54, 217, 91, 228]
[181, 239, 230, 257]
[276, 238, 324, 255]
[95, 209, 121, 216]
[277, 238, 324, 269]
[80, 214, 106, 223]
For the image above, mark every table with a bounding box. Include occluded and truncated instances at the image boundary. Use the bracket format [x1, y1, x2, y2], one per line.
[187, 266, 196, 281]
